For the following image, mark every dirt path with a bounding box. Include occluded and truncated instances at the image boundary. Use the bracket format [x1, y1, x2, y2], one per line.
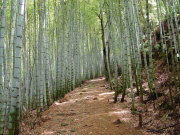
[21, 78, 145, 135]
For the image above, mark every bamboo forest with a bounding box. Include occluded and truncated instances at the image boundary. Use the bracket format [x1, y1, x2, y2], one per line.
[0, 0, 179, 134]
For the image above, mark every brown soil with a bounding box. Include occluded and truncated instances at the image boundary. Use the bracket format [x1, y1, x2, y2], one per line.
[20, 78, 145, 135]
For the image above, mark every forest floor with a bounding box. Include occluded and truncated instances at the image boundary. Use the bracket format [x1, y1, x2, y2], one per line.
[20, 77, 147, 135]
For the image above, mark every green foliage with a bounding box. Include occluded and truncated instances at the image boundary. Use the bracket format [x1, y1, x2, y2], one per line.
[56, 130, 67, 134]
[161, 114, 169, 120]
[70, 129, 76, 132]
[138, 103, 145, 107]
[57, 113, 65, 116]
[154, 43, 160, 50]
[61, 123, 69, 126]
[142, 40, 150, 54]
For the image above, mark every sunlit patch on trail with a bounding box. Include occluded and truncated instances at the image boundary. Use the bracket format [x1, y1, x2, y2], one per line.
[54, 101, 61, 106]
[83, 96, 94, 99]
[109, 110, 132, 122]
[54, 95, 100, 106]
[41, 131, 54, 135]
[88, 77, 105, 82]
[121, 117, 131, 122]
[84, 92, 115, 102]
[81, 90, 100, 94]
[53, 99, 77, 106]
[98, 91, 114, 96]
[109, 110, 129, 115]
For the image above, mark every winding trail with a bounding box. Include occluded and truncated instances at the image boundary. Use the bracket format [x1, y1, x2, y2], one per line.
[21, 78, 145, 135]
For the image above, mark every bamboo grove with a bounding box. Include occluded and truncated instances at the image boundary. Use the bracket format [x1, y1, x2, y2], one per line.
[0, 0, 179, 134]
[98, 0, 179, 113]
[0, 0, 103, 134]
